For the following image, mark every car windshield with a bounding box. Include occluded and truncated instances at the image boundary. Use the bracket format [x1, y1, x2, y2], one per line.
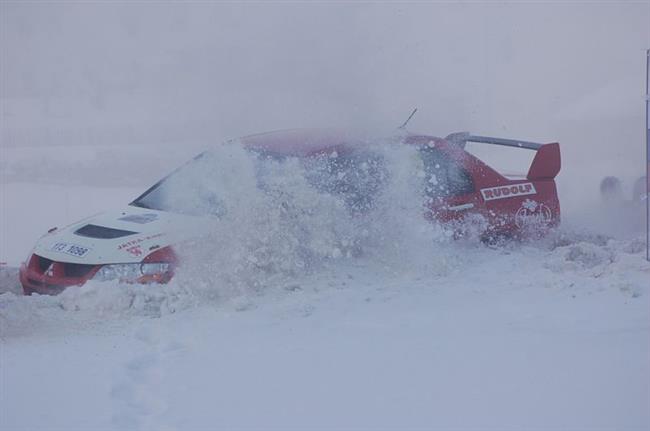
[131, 152, 227, 216]
[131, 147, 387, 216]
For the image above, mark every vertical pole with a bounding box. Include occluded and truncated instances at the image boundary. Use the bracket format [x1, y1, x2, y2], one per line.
[646, 48, 649, 261]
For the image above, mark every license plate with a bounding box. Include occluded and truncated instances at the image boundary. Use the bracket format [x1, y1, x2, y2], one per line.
[51, 242, 91, 258]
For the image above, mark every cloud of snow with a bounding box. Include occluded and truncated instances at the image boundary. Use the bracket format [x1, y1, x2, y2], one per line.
[165, 138, 459, 303]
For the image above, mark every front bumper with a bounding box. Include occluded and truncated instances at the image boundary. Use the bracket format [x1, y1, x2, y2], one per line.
[19, 254, 101, 295]
[19, 249, 177, 295]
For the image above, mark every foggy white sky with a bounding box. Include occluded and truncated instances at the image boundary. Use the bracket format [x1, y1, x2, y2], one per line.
[1, 2, 649, 197]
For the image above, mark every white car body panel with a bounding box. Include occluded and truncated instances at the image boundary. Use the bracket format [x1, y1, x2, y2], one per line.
[32, 206, 208, 265]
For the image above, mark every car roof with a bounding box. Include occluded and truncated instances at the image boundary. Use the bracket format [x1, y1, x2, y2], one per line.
[237, 128, 361, 156]
[236, 128, 450, 157]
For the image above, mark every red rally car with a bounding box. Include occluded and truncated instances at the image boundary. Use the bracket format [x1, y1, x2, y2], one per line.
[20, 129, 561, 295]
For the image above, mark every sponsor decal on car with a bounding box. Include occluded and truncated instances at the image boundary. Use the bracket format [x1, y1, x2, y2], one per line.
[51, 242, 91, 258]
[126, 245, 144, 257]
[117, 233, 165, 252]
[118, 213, 159, 224]
[514, 199, 552, 228]
[481, 182, 536, 201]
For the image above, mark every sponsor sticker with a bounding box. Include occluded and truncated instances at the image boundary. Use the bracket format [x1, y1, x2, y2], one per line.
[51, 242, 91, 258]
[118, 213, 159, 224]
[481, 182, 537, 201]
[117, 233, 164, 253]
[126, 245, 143, 257]
[514, 199, 553, 228]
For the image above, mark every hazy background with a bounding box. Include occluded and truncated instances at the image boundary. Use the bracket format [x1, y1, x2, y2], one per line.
[1, 1, 649, 219]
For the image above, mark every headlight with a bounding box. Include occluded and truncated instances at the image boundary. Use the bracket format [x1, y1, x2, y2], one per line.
[140, 263, 171, 275]
[93, 263, 171, 283]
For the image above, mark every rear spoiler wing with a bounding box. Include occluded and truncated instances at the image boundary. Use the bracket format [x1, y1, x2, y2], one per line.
[445, 132, 561, 180]
[445, 132, 543, 150]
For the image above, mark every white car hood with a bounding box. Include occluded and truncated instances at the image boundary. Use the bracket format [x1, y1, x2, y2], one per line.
[32, 206, 210, 265]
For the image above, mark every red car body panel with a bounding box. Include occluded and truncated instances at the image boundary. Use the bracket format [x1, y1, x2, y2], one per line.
[20, 255, 102, 296]
[399, 134, 560, 238]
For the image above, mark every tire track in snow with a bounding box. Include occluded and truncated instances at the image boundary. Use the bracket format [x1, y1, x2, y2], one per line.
[110, 326, 185, 430]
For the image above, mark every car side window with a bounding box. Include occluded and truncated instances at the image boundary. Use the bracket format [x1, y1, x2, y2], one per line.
[419, 147, 474, 198]
[304, 150, 386, 213]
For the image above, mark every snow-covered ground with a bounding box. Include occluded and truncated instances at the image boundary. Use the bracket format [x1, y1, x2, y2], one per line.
[1, 143, 648, 430]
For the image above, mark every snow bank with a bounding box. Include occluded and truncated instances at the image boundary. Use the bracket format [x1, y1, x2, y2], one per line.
[2, 231, 648, 430]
